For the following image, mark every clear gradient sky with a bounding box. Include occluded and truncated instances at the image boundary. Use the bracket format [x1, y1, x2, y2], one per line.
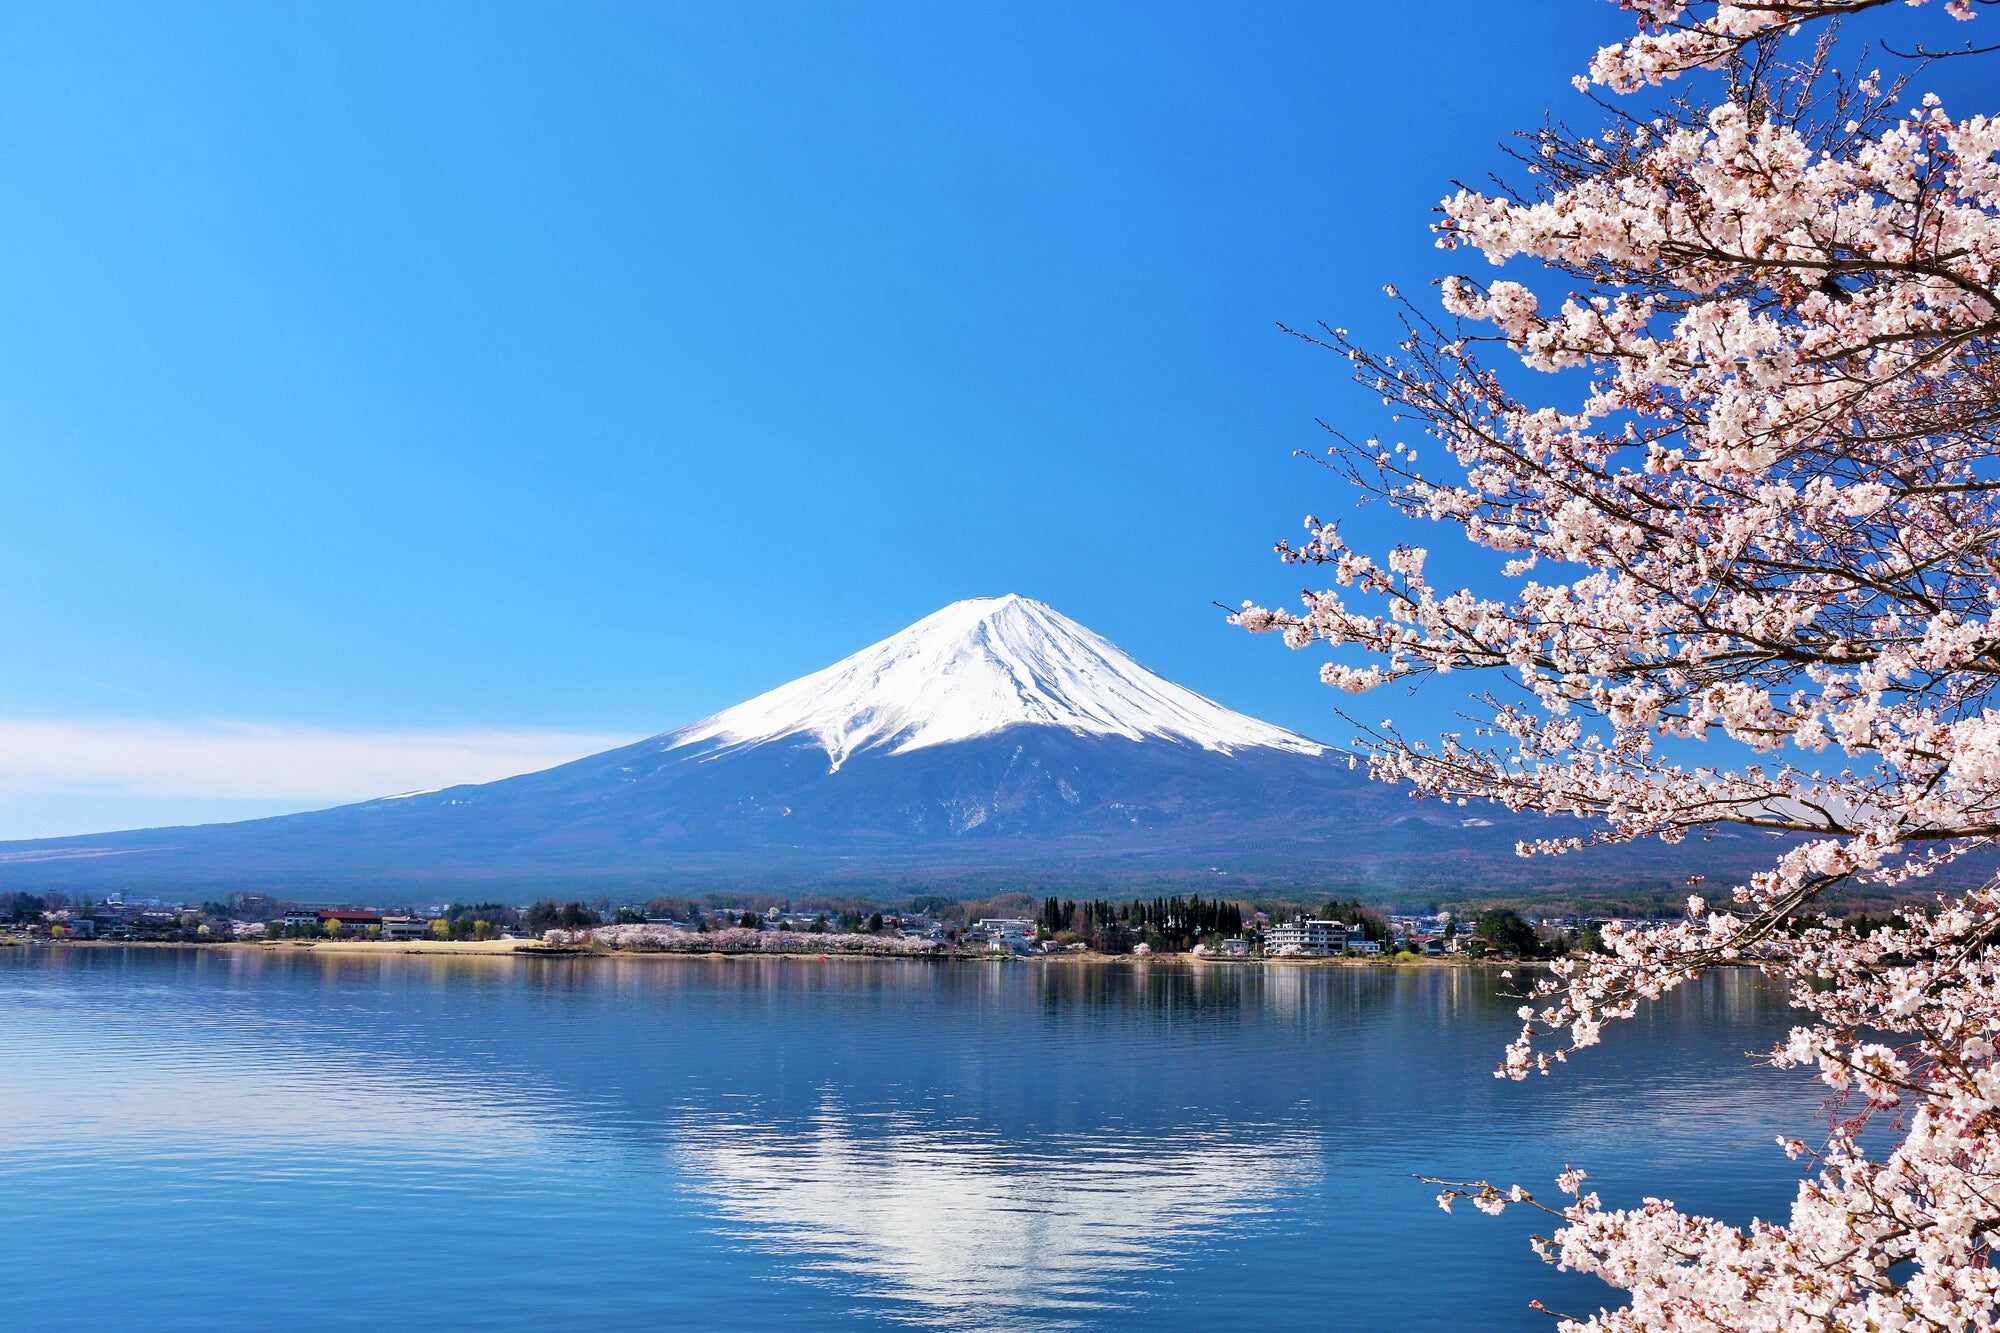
[0, 1, 1790, 837]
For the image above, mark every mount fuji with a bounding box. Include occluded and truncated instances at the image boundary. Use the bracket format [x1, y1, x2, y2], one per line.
[662, 594, 1325, 773]
[0, 596, 1600, 896]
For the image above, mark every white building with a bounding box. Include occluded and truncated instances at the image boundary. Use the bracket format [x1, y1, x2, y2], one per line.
[1263, 919, 1350, 957]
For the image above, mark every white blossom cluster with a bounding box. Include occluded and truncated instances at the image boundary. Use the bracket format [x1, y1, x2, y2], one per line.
[1587, 0, 1980, 93]
[1242, 0, 2000, 1325]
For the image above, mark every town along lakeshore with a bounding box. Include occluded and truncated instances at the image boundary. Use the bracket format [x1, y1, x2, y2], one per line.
[1, 888, 1637, 963]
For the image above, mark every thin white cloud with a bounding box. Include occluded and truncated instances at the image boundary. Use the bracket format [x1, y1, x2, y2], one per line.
[0, 717, 635, 803]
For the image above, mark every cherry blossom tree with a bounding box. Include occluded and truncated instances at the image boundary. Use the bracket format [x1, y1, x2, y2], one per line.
[542, 922, 942, 956]
[1238, 1, 2000, 1325]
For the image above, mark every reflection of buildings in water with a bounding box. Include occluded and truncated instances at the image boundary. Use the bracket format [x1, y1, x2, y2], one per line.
[671, 1102, 1319, 1326]
[1227, 962, 1497, 1024]
[1674, 963, 1794, 1024]
[1021, 956, 1526, 1029]
[1256, 963, 1312, 1021]
[1236, 960, 1786, 1031]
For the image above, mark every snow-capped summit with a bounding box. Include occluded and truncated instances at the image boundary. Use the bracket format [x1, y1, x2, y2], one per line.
[661, 594, 1324, 771]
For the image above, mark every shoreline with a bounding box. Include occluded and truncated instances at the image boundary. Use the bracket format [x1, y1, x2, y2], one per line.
[2, 937, 1529, 967]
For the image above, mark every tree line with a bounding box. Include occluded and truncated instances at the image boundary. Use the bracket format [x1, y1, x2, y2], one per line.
[1038, 894, 1245, 952]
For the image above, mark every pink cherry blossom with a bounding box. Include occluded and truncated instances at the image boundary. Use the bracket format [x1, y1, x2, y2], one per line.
[1245, 2, 2000, 1325]
[543, 923, 943, 956]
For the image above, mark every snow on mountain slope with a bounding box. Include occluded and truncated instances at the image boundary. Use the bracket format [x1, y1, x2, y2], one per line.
[661, 594, 1324, 771]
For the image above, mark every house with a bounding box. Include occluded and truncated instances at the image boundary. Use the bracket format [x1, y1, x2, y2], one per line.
[280, 909, 320, 929]
[316, 910, 383, 934]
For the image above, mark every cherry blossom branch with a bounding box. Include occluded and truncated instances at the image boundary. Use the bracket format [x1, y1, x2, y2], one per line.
[1244, 1, 2000, 1324]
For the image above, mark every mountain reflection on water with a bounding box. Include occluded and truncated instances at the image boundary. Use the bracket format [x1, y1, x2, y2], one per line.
[0, 948, 1822, 1331]
[676, 1102, 1316, 1327]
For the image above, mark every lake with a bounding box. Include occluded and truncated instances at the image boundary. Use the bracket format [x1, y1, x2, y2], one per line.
[0, 947, 1824, 1330]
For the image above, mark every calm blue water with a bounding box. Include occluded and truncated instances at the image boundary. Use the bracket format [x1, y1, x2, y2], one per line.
[0, 948, 1823, 1330]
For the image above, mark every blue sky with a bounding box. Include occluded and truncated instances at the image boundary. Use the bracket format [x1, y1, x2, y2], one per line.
[0, 1, 1705, 836]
